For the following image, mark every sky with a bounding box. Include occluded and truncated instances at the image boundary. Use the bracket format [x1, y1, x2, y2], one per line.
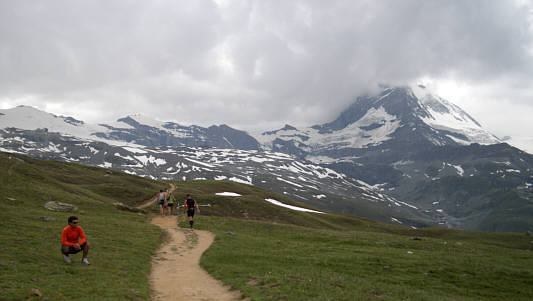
[1, 0, 532, 138]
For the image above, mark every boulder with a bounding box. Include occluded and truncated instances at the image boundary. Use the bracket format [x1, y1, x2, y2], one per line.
[44, 201, 77, 212]
[30, 288, 42, 297]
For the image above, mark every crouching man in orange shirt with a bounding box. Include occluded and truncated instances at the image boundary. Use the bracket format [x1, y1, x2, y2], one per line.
[61, 216, 90, 264]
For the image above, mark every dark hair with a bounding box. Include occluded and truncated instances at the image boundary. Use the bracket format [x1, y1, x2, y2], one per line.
[186, 194, 191, 198]
[68, 216, 78, 223]
[160, 189, 164, 192]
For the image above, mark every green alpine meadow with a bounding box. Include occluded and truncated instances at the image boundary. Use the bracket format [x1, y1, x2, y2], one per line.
[1, 151, 533, 300]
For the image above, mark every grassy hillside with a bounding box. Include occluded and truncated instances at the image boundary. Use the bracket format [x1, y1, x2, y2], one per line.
[197, 217, 533, 300]
[172, 182, 533, 300]
[1, 152, 533, 300]
[0, 152, 166, 300]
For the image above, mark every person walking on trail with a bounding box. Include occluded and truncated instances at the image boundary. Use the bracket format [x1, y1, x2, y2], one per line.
[61, 216, 90, 264]
[158, 189, 167, 216]
[166, 189, 177, 216]
[184, 194, 200, 229]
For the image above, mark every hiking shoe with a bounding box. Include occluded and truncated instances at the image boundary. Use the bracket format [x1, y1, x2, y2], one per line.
[63, 255, 71, 264]
[81, 258, 90, 265]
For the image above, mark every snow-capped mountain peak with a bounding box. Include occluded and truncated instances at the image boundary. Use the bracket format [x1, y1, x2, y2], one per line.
[117, 114, 170, 130]
[411, 86, 499, 145]
[0, 105, 108, 140]
[255, 86, 501, 161]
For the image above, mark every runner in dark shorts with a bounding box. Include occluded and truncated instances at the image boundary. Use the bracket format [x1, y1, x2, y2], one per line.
[183, 194, 200, 229]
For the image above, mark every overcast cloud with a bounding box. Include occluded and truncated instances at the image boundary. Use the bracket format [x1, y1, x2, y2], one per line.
[1, 0, 532, 137]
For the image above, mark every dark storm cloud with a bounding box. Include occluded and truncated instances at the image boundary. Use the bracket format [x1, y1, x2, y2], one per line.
[0, 0, 532, 133]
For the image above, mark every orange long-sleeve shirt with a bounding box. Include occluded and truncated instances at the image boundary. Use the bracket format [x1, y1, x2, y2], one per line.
[61, 225, 87, 247]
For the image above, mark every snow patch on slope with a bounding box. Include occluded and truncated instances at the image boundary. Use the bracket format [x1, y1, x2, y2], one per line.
[256, 106, 400, 151]
[315, 106, 400, 148]
[215, 192, 242, 196]
[265, 198, 324, 214]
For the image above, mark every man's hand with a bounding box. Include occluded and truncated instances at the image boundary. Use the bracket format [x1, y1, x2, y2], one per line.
[73, 243, 81, 250]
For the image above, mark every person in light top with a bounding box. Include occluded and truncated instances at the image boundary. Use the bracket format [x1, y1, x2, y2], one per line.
[157, 189, 167, 216]
[61, 216, 90, 264]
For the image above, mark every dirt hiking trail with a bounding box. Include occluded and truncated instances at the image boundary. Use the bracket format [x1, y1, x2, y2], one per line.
[149, 216, 246, 301]
[137, 184, 177, 210]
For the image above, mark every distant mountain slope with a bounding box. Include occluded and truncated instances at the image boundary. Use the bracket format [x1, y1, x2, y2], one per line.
[256, 86, 500, 157]
[0, 151, 375, 229]
[0, 127, 428, 228]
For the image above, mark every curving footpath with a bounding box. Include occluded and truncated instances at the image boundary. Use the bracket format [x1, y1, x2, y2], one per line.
[137, 184, 177, 210]
[149, 216, 246, 301]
